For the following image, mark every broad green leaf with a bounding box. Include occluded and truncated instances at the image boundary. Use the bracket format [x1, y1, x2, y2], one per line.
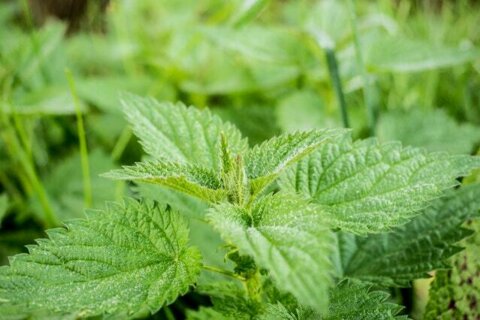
[121, 94, 248, 170]
[202, 26, 305, 64]
[0, 200, 202, 318]
[365, 36, 480, 73]
[280, 136, 480, 234]
[258, 280, 405, 319]
[339, 183, 480, 286]
[0, 194, 7, 228]
[207, 193, 334, 312]
[303, 0, 351, 49]
[246, 129, 347, 194]
[326, 280, 406, 320]
[104, 161, 226, 203]
[378, 109, 480, 154]
[136, 183, 229, 283]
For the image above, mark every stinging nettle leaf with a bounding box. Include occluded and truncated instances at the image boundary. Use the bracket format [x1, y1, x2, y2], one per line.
[258, 280, 405, 320]
[246, 129, 347, 195]
[326, 280, 406, 320]
[0, 199, 202, 318]
[339, 183, 480, 286]
[121, 94, 248, 171]
[258, 303, 317, 320]
[103, 161, 226, 203]
[207, 193, 334, 313]
[187, 282, 260, 320]
[280, 136, 480, 234]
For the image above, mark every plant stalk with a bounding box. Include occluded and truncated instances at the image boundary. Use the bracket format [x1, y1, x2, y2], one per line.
[325, 48, 350, 128]
[349, 0, 376, 135]
[65, 69, 92, 208]
[202, 265, 246, 281]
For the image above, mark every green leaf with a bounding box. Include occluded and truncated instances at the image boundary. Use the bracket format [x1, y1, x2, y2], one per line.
[377, 109, 480, 154]
[246, 129, 347, 194]
[187, 282, 259, 320]
[0, 200, 202, 318]
[258, 303, 317, 320]
[121, 94, 248, 170]
[365, 36, 480, 73]
[280, 136, 480, 234]
[207, 193, 334, 312]
[258, 280, 405, 320]
[135, 183, 230, 284]
[187, 308, 231, 320]
[339, 183, 480, 286]
[326, 280, 406, 320]
[104, 161, 226, 203]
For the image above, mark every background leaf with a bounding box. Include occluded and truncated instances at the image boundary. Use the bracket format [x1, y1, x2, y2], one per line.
[377, 109, 480, 154]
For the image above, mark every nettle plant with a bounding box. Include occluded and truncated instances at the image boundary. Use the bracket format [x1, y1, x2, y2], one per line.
[2, 94, 480, 319]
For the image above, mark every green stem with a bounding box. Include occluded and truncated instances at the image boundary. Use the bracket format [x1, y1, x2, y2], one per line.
[111, 127, 132, 161]
[65, 69, 92, 208]
[244, 269, 262, 303]
[12, 113, 33, 160]
[202, 265, 246, 281]
[349, 0, 376, 135]
[162, 306, 175, 320]
[325, 48, 350, 128]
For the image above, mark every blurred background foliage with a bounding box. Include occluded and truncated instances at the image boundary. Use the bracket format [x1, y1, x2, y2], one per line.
[1, 0, 480, 318]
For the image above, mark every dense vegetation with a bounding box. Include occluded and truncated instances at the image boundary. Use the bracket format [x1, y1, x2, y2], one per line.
[1, 0, 480, 319]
